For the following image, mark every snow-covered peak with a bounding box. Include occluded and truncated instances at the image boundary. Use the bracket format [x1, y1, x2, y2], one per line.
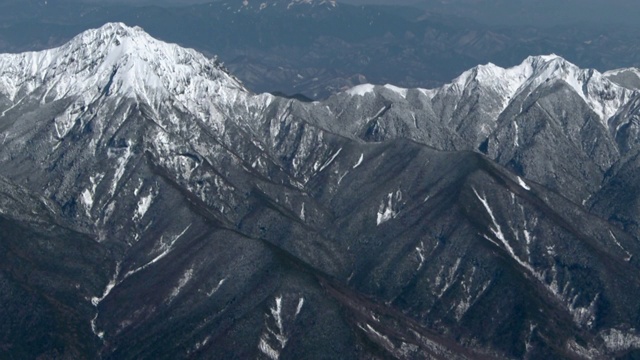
[444, 55, 574, 102]
[421, 55, 635, 124]
[0, 22, 246, 110]
[340, 54, 637, 127]
[447, 61, 530, 100]
[513, 55, 635, 122]
[76, 22, 146, 44]
[523, 53, 563, 65]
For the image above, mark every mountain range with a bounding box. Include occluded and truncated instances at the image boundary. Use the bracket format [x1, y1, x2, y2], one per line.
[2, 0, 640, 99]
[1, 23, 640, 359]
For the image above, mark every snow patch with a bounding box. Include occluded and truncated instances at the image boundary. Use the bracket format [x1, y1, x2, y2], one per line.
[168, 268, 194, 302]
[337, 171, 349, 185]
[91, 263, 121, 307]
[124, 224, 191, 278]
[517, 176, 531, 191]
[377, 190, 402, 226]
[318, 148, 342, 173]
[90, 314, 104, 340]
[192, 336, 211, 353]
[609, 230, 633, 262]
[602, 328, 640, 352]
[384, 84, 408, 98]
[258, 295, 305, 360]
[295, 298, 304, 317]
[415, 241, 426, 270]
[346, 83, 375, 96]
[259, 338, 280, 360]
[473, 188, 533, 273]
[454, 267, 490, 320]
[271, 297, 285, 345]
[207, 278, 226, 297]
[108, 145, 132, 197]
[0, 96, 26, 117]
[371, 106, 387, 120]
[133, 191, 154, 221]
[353, 153, 364, 169]
[80, 189, 94, 216]
[90, 262, 121, 339]
[359, 323, 395, 350]
[435, 258, 461, 298]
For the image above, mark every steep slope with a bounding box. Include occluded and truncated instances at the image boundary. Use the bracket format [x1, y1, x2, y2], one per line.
[0, 23, 640, 359]
[0, 176, 114, 359]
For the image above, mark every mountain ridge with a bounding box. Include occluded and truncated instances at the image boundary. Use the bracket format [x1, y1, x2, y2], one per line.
[348, 54, 638, 126]
[1, 23, 640, 359]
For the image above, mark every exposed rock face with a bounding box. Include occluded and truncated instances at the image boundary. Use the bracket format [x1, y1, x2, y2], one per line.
[1, 23, 640, 359]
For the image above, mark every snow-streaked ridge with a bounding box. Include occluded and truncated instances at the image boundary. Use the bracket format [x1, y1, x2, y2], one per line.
[437, 54, 636, 123]
[343, 54, 638, 125]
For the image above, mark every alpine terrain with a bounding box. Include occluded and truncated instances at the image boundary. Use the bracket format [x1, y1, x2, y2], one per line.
[1, 23, 640, 359]
[4, 0, 640, 100]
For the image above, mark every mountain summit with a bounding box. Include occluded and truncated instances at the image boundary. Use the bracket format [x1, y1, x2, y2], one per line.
[349, 54, 636, 126]
[1, 24, 640, 359]
[0, 23, 245, 114]
[448, 54, 635, 122]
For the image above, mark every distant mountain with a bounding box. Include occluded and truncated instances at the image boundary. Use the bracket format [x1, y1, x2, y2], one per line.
[237, 0, 338, 10]
[383, 0, 640, 27]
[2, 23, 640, 359]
